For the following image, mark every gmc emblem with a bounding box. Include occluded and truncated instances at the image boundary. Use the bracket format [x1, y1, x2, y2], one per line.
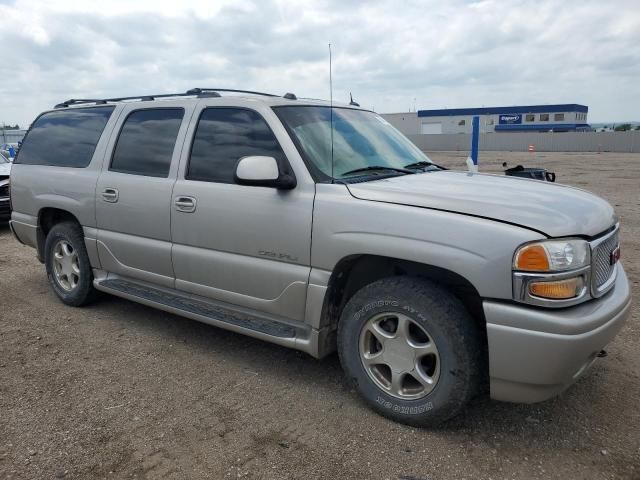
[610, 245, 621, 265]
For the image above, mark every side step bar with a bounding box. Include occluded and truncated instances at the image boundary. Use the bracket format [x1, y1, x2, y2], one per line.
[95, 277, 320, 355]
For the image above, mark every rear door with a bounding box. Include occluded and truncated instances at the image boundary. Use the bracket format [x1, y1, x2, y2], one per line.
[95, 102, 193, 288]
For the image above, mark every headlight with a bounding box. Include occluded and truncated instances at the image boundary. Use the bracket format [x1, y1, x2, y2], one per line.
[514, 239, 590, 272]
[513, 238, 591, 307]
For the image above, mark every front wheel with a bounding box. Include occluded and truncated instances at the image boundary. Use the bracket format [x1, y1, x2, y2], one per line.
[337, 276, 482, 427]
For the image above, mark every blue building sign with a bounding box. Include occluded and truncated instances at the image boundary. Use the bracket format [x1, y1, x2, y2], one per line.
[499, 114, 522, 125]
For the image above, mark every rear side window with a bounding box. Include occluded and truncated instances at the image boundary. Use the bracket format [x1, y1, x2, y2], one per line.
[110, 108, 184, 178]
[187, 108, 287, 183]
[15, 106, 114, 167]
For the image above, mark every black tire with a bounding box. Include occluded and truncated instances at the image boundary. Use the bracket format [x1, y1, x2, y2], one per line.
[337, 276, 481, 427]
[44, 221, 97, 307]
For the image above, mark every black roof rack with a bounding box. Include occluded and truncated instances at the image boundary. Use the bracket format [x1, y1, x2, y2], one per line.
[54, 99, 107, 108]
[185, 88, 279, 97]
[54, 88, 289, 108]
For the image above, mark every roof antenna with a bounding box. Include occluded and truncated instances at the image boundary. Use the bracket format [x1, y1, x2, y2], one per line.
[329, 43, 335, 183]
[349, 92, 360, 107]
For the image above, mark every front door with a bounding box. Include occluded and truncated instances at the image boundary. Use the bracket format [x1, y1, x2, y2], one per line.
[96, 104, 191, 288]
[171, 105, 314, 321]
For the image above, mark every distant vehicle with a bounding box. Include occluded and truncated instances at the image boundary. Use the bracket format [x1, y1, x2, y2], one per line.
[1, 143, 19, 161]
[8, 88, 631, 427]
[0, 152, 11, 221]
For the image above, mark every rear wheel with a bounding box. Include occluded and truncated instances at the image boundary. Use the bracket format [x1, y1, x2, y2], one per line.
[337, 276, 481, 427]
[44, 222, 97, 306]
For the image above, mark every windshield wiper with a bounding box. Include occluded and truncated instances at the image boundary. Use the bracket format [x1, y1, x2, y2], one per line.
[403, 161, 448, 170]
[341, 165, 414, 177]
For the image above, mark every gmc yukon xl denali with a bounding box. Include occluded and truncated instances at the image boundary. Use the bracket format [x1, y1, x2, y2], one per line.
[9, 89, 631, 426]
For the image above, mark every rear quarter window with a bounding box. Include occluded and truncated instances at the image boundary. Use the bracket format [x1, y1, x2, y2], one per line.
[15, 106, 115, 167]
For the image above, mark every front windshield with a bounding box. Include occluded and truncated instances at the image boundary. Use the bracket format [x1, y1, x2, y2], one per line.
[274, 106, 432, 180]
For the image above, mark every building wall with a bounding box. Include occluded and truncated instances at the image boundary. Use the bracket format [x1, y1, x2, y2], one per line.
[415, 110, 588, 134]
[419, 115, 478, 134]
[381, 112, 420, 135]
[382, 105, 590, 135]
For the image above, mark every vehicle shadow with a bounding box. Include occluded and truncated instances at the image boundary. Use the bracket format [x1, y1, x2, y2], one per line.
[91, 291, 628, 443]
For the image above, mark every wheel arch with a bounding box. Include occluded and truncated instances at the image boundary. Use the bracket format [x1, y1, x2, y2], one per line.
[36, 207, 82, 262]
[318, 254, 487, 363]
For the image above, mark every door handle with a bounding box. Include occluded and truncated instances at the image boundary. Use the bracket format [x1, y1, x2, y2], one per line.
[102, 188, 119, 203]
[175, 196, 196, 213]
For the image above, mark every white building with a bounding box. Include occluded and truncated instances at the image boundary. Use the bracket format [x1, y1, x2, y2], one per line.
[383, 104, 590, 135]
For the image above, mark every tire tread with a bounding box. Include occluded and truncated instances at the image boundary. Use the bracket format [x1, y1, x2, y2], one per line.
[44, 221, 97, 307]
[337, 275, 482, 427]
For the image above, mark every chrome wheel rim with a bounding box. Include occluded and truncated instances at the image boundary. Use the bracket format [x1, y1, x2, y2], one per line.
[359, 312, 440, 400]
[52, 240, 80, 292]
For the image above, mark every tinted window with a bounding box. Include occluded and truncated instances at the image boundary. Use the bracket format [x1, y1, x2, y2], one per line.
[187, 108, 287, 183]
[110, 108, 184, 177]
[15, 106, 114, 167]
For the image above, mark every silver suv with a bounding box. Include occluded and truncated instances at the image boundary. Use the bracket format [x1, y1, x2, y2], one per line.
[9, 89, 631, 426]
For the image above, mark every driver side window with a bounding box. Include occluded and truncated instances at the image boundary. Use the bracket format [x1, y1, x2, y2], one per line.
[186, 108, 288, 184]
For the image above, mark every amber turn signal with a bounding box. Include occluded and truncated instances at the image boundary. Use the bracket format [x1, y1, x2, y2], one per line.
[514, 244, 550, 271]
[529, 277, 583, 300]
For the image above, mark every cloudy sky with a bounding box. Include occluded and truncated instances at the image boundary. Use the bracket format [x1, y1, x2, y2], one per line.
[1, 0, 639, 127]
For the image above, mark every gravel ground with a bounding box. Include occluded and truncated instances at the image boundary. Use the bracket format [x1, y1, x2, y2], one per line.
[1, 151, 639, 480]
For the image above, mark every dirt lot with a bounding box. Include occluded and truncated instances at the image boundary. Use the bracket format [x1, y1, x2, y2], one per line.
[1, 152, 639, 479]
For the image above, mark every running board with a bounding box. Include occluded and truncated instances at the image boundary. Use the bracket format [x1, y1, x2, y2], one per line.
[95, 277, 319, 354]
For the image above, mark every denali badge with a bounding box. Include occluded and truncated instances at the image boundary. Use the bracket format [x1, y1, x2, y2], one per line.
[610, 245, 621, 265]
[258, 250, 299, 262]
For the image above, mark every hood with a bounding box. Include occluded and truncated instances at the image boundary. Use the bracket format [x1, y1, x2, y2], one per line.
[346, 171, 616, 238]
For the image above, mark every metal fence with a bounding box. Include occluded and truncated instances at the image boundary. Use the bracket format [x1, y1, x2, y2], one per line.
[0, 129, 27, 144]
[2, 128, 639, 153]
[407, 131, 640, 153]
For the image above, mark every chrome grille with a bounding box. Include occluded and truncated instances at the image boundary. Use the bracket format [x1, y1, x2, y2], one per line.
[591, 227, 619, 295]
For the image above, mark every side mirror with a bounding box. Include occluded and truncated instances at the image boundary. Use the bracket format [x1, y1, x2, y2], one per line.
[234, 156, 296, 189]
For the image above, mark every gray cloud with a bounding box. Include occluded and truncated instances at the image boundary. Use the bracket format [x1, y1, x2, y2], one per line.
[1, 0, 639, 126]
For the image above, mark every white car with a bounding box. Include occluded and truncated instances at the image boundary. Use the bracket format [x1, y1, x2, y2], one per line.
[0, 152, 10, 221]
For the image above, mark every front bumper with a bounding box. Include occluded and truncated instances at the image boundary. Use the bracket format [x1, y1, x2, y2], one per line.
[484, 263, 631, 403]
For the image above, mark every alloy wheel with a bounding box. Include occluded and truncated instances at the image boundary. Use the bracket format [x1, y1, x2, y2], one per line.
[359, 312, 440, 400]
